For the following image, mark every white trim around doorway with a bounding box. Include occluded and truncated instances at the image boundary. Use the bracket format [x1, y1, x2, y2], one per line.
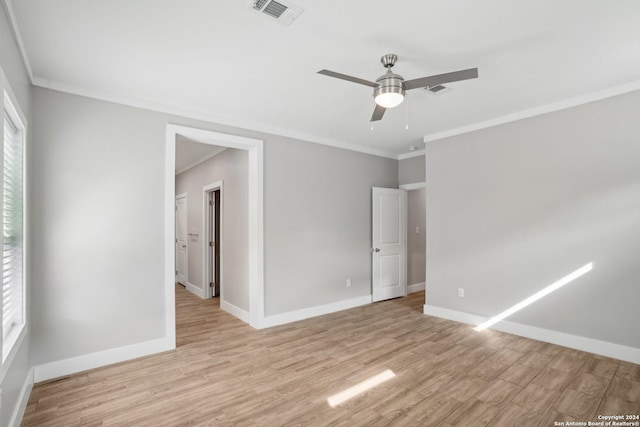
[165, 124, 264, 350]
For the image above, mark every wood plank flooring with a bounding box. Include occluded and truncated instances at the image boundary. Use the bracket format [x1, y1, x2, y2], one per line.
[22, 285, 640, 426]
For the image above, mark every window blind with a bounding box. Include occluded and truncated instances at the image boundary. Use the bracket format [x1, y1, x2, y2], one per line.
[3, 110, 23, 339]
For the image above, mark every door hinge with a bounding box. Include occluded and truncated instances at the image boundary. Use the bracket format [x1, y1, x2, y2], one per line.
[209, 282, 213, 287]
[175, 270, 178, 275]
[209, 241, 212, 247]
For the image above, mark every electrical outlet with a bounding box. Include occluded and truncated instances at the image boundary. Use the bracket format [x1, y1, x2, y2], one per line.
[458, 288, 465, 298]
[346, 279, 351, 287]
[415, 226, 420, 234]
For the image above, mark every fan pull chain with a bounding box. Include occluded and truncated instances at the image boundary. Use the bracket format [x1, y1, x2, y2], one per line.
[405, 95, 409, 130]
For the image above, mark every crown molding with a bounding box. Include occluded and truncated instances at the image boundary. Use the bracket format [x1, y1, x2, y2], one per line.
[31, 76, 399, 160]
[424, 79, 640, 143]
[397, 149, 425, 160]
[2, 0, 35, 83]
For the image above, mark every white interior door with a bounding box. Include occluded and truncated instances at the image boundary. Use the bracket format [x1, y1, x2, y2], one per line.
[372, 187, 407, 302]
[175, 195, 188, 285]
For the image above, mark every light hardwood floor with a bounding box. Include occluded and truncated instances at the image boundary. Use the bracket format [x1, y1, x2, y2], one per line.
[22, 285, 640, 426]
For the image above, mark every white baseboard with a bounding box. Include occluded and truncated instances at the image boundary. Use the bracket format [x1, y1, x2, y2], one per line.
[9, 367, 34, 427]
[220, 299, 250, 324]
[423, 304, 640, 365]
[423, 305, 486, 325]
[33, 337, 173, 383]
[261, 295, 373, 329]
[185, 281, 206, 299]
[408, 282, 425, 293]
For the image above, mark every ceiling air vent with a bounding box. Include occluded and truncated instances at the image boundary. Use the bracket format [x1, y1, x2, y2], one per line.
[250, 0, 304, 25]
[425, 84, 452, 95]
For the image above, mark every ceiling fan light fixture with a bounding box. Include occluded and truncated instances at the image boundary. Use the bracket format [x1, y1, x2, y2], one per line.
[374, 91, 404, 108]
[374, 70, 405, 108]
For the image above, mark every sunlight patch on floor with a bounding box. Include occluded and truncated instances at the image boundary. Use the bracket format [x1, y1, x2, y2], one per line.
[327, 369, 396, 407]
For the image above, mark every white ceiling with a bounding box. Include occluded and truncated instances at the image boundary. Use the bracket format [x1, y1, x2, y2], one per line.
[7, 0, 640, 157]
[175, 136, 226, 174]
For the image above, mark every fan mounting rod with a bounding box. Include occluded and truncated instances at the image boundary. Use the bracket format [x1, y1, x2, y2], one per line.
[380, 54, 397, 69]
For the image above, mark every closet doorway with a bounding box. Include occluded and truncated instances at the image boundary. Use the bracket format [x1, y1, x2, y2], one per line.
[204, 184, 222, 298]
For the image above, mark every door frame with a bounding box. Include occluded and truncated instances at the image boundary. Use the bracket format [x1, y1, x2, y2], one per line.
[175, 193, 188, 286]
[165, 124, 264, 349]
[399, 182, 426, 295]
[202, 181, 223, 300]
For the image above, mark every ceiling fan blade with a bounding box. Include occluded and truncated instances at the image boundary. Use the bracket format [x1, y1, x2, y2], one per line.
[403, 68, 478, 90]
[318, 70, 379, 88]
[371, 104, 386, 122]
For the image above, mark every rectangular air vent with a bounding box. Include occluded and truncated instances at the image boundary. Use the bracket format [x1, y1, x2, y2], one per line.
[425, 84, 451, 95]
[250, 0, 304, 25]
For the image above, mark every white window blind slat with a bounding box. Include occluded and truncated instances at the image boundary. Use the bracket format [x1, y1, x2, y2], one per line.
[3, 109, 24, 341]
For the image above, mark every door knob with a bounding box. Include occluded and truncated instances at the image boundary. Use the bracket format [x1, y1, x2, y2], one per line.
[371, 248, 380, 252]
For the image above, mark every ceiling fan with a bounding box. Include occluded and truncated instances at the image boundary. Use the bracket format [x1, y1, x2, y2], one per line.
[318, 54, 478, 122]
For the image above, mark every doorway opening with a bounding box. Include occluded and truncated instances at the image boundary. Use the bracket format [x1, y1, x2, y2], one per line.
[165, 125, 265, 350]
[400, 182, 426, 295]
[204, 184, 222, 299]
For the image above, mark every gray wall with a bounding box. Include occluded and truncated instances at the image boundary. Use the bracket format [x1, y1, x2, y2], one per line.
[399, 155, 425, 185]
[31, 89, 167, 364]
[31, 86, 398, 367]
[0, 3, 32, 425]
[264, 138, 398, 315]
[425, 89, 640, 349]
[175, 149, 249, 310]
[407, 188, 426, 286]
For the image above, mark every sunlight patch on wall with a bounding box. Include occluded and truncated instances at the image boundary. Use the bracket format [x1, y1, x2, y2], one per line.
[327, 369, 396, 407]
[474, 262, 593, 332]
